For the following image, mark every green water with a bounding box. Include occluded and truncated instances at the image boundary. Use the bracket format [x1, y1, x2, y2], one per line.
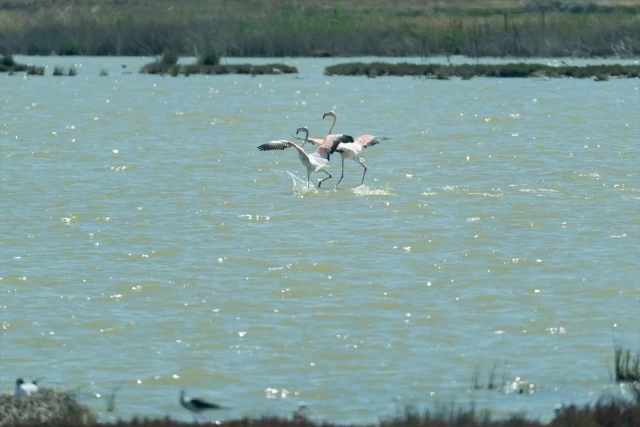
[1, 56, 639, 424]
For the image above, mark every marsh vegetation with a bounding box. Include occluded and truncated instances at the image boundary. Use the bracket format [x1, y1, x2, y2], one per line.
[324, 62, 640, 79]
[0, 0, 638, 58]
[139, 52, 298, 76]
[0, 54, 44, 75]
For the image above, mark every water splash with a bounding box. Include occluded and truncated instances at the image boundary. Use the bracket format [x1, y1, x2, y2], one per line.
[285, 171, 318, 195]
[352, 184, 394, 196]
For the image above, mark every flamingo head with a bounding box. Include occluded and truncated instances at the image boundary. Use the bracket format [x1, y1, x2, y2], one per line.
[322, 111, 336, 120]
[296, 126, 309, 139]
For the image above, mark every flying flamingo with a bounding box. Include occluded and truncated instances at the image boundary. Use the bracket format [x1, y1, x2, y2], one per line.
[293, 111, 391, 188]
[257, 126, 353, 189]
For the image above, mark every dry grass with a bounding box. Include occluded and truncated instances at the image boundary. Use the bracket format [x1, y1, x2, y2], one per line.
[3, 393, 640, 427]
[0, 387, 95, 426]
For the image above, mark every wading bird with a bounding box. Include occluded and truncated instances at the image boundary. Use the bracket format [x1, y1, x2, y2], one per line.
[179, 390, 229, 422]
[293, 402, 312, 422]
[293, 111, 390, 188]
[258, 126, 352, 189]
[15, 378, 39, 397]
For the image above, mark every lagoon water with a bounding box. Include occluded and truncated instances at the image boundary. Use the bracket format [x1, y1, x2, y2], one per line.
[1, 56, 639, 424]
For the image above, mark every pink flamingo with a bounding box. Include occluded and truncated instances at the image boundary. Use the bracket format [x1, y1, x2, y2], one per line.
[295, 111, 391, 189]
[257, 126, 353, 189]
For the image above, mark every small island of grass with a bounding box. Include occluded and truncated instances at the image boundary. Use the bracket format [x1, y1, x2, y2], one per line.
[0, 55, 45, 75]
[140, 50, 297, 76]
[324, 62, 640, 80]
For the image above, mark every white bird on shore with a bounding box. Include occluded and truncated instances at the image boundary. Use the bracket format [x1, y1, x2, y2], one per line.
[15, 378, 39, 397]
[258, 126, 352, 189]
[179, 390, 229, 422]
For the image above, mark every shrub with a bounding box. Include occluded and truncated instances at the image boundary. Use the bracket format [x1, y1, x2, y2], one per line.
[198, 50, 221, 66]
[160, 50, 179, 65]
[1, 55, 15, 68]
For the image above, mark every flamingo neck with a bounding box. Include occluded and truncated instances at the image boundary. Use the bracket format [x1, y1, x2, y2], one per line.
[327, 115, 336, 135]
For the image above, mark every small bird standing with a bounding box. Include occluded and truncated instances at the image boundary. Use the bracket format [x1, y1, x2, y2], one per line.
[179, 389, 229, 422]
[293, 402, 312, 422]
[15, 378, 38, 397]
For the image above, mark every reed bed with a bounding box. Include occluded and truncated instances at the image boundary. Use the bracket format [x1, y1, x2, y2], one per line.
[52, 65, 77, 76]
[324, 62, 640, 78]
[0, 54, 44, 74]
[614, 344, 640, 382]
[0, 0, 638, 57]
[140, 60, 297, 76]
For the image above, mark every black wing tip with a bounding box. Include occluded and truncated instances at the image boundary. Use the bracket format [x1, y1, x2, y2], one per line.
[368, 136, 391, 147]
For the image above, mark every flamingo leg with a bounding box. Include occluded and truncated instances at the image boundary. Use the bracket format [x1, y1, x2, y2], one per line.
[358, 158, 368, 185]
[334, 157, 346, 189]
[318, 170, 331, 188]
[307, 172, 311, 189]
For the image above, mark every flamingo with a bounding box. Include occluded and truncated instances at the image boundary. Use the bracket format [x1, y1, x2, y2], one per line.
[179, 390, 229, 422]
[257, 126, 352, 189]
[293, 111, 391, 188]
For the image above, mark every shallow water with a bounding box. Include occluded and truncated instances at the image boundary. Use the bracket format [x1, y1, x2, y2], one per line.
[1, 56, 639, 424]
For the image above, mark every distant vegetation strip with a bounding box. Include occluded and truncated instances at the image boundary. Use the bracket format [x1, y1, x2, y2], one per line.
[324, 62, 640, 79]
[139, 51, 298, 75]
[0, 54, 43, 74]
[140, 63, 298, 76]
[0, 0, 638, 57]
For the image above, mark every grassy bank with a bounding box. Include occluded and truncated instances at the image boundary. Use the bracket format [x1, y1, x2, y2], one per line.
[324, 62, 640, 79]
[0, 0, 638, 58]
[3, 393, 640, 427]
[2, 344, 638, 426]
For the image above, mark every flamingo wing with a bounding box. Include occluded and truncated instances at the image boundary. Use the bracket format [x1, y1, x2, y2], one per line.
[258, 140, 310, 162]
[354, 135, 391, 148]
[257, 140, 294, 151]
[291, 135, 324, 146]
[317, 134, 354, 159]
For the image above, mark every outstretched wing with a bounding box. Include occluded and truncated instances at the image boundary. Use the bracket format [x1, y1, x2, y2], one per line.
[257, 140, 293, 151]
[317, 134, 354, 159]
[355, 135, 391, 148]
[258, 139, 310, 163]
[291, 134, 324, 146]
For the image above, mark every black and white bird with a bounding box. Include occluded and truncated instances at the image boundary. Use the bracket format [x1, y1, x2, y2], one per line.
[179, 389, 229, 421]
[15, 378, 39, 397]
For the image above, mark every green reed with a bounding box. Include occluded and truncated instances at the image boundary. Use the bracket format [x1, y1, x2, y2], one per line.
[0, 0, 638, 57]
